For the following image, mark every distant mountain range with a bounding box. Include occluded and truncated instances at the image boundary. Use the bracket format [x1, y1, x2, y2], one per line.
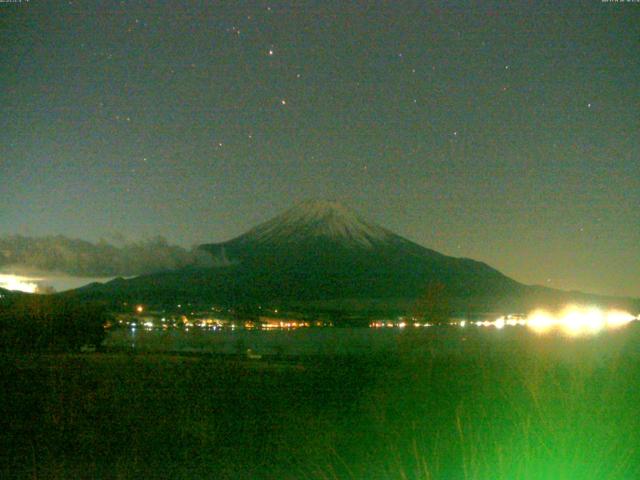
[68, 201, 639, 316]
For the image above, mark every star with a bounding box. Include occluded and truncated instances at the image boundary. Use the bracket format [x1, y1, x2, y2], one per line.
[280, 99, 287, 105]
[268, 49, 274, 56]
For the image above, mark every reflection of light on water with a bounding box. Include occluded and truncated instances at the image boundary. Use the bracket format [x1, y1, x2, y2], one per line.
[0, 274, 41, 293]
[475, 306, 638, 337]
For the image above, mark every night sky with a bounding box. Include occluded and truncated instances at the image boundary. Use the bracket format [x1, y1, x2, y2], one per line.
[1, 1, 638, 297]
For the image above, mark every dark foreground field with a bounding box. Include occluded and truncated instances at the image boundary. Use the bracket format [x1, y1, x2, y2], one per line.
[2, 328, 640, 479]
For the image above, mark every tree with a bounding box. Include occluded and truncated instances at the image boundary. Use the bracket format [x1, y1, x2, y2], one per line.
[410, 282, 452, 324]
[0, 295, 108, 353]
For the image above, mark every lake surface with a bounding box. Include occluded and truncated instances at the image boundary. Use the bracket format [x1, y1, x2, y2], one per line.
[105, 323, 640, 362]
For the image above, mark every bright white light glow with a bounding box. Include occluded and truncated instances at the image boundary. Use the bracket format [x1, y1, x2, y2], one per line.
[466, 306, 638, 336]
[527, 310, 556, 334]
[525, 306, 637, 336]
[606, 310, 637, 329]
[0, 274, 41, 293]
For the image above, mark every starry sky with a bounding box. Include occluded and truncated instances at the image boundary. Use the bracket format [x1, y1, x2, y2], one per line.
[1, 0, 639, 297]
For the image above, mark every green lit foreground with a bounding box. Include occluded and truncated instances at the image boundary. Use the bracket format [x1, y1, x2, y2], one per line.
[2, 327, 640, 479]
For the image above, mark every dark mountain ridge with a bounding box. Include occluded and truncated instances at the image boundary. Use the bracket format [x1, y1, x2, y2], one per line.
[68, 201, 639, 314]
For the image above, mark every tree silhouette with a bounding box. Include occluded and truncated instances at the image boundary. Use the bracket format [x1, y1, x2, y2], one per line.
[410, 282, 451, 324]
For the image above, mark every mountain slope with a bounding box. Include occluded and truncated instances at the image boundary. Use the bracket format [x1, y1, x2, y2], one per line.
[69, 201, 638, 314]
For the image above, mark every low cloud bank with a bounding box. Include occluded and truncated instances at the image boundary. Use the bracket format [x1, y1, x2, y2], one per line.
[0, 235, 213, 277]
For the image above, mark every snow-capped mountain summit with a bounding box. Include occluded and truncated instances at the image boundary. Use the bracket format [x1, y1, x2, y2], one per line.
[239, 200, 393, 248]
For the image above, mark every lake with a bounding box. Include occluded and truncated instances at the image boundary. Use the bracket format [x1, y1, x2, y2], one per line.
[104, 322, 640, 363]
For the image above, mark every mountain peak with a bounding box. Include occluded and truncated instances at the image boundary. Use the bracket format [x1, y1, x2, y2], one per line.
[241, 200, 393, 248]
[289, 200, 353, 216]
